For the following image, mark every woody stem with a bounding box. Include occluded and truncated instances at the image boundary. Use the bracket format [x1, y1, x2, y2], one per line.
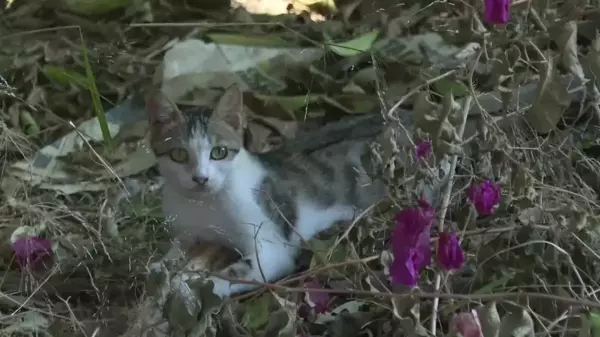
[430, 95, 473, 336]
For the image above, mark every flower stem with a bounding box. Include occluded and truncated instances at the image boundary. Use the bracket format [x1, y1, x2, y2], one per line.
[430, 95, 473, 336]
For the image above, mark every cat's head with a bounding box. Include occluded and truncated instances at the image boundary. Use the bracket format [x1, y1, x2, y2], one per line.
[146, 85, 247, 196]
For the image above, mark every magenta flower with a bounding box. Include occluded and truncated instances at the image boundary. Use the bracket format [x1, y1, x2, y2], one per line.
[303, 278, 330, 314]
[390, 200, 435, 286]
[484, 0, 510, 24]
[467, 180, 501, 215]
[451, 311, 483, 337]
[415, 140, 432, 160]
[437, 232, 465, 271]
[12, 236, 53, 269]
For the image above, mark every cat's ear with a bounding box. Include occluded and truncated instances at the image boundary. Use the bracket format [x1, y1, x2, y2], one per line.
[146, 88, 184, 131]
[212, 84, 247, 134]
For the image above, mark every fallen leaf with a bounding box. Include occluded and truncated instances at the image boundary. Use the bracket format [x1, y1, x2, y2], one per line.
[525, 57, 570, 134]
[498, 309, 535, 337]
[242, 294, 271, 330]
[584, 32, 600, 90]
[476, 302, 501, 337]
[551, 21, 586, 80]
[60, 0, 133, 15]
[263, 309, 296, 337]
[0, 311, 49, 334]
[207, 33, 292, 47]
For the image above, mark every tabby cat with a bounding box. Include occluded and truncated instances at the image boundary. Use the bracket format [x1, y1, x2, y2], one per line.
[146, 85, 386, 298]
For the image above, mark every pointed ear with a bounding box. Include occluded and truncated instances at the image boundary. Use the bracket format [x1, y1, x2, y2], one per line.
[212, 84, 246, 134]
[146, 88, 183, 132]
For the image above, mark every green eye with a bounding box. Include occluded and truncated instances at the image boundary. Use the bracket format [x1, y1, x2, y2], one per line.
[169, 147, 189, 163]
[210, 146, 228, 160]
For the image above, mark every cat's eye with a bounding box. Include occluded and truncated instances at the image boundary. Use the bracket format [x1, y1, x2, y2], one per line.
[210, 146, 228, 160]
[169, 147, 189, 163]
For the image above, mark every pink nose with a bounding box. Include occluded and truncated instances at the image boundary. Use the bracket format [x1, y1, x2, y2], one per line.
[192, 175, 208, 185]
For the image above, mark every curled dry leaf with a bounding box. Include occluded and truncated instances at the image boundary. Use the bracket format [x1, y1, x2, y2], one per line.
[476, 302, 501, 337]
[551, 21, 586, 81]
[498, 309, 535, 337]
[525, 57, 571, 134]
[584, 32, 600, 90]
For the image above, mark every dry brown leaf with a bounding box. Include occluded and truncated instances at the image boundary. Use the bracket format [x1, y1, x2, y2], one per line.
[525, 57, 570, 133]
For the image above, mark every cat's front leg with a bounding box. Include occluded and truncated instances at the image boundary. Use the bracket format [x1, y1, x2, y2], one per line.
[206, 241, 296, 298]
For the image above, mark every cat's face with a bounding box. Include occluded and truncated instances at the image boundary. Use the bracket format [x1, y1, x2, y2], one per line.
[147, 86, 247, 196]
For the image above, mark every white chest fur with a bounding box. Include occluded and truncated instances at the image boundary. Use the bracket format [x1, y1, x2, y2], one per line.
[219, 150, 291, 253]
[162, 185, 245, 250]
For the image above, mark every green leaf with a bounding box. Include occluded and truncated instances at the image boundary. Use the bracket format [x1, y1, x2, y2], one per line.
[310, 238, 347, 270]
[433, 78, 469, 97]
[590, 311, 600, 337]
[242, 294, 271, 330]
[79, 33, 113, 150]
[328, 30, 380, 57]
[580, 312, 592, 337]
[19, 110, 40, 136]
[207, 33, 293, 47]
[42, 65, 90, 89]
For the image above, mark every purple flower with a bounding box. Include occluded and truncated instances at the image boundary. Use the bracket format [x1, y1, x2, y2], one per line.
[451, 311, 483, 337]
[303, 278, 330, 314]
[390, 200, 435, 286]
[12, 236, 53, 269]
[415, 140, 432, 160]
[437, 232, 465, 271]
[484, 0, 510, 24]
[390, 248, 420, 287]
[467, 180, 501, 215]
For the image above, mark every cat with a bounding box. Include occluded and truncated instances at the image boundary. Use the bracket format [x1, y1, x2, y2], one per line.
[146, 85, 387, 298]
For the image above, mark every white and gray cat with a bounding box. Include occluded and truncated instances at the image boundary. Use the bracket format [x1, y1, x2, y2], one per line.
[146, 85, 387, 298]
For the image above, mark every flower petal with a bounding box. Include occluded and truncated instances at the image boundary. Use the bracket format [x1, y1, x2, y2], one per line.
[467, 180, 501, 215]
[12, 236, 52, 269]
[484, 0, 510, 25]
[390, 248, 418, 287]
[451, 311, 483, 337]
[437, 232, 465, 271]
[415, 140, 432, 160]
[304, 278, 330, 314]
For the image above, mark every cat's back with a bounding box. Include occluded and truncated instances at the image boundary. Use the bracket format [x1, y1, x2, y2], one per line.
[255, 130, 384, 210]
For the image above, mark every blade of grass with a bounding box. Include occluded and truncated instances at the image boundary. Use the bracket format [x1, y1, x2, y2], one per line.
[79, 30, 113, 151]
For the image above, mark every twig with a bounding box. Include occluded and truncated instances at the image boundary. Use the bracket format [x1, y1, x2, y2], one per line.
[223, 276, 600, 309]
[430, 95, 473, 336]
[387, 70, 457, 121]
